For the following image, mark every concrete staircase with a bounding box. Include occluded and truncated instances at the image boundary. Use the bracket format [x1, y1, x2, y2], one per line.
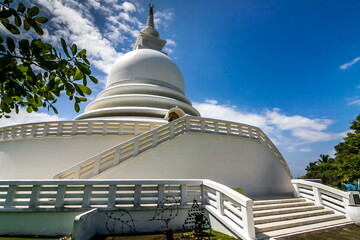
[254, 198, 352, 239]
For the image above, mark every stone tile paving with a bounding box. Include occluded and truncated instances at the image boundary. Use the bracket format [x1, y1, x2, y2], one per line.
[277, 224, 360, 240]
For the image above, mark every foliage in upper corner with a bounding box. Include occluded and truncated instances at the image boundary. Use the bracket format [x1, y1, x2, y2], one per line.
[0, 0, 98, 118]
[302, 114, 360, 188]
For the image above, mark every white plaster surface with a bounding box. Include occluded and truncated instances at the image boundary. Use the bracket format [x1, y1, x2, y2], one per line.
[107, 49, 184, 92]
[0, 210, 84, 236]
[0, 136, 133, 179]
[94, 133, 293, 196]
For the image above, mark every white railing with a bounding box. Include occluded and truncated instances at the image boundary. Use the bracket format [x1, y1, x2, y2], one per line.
[0, 120, 162, 141]
[0, 179, 255, 239]
[203, 180, 255, 240]
[292, 179, 355, 216]
[54, 116, 291, 179]
[0, 179, 203, 210]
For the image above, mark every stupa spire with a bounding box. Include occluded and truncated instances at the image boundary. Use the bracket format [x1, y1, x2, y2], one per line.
[146, 3, 155, 28]
[132, 3, 166, 51]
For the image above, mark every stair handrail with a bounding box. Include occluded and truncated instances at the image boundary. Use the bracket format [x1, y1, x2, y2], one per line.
[292, 179, 355, 216]
[0, 120, 162, 141]
[54, 116, 291, 179]
[203, 179, 255, 240]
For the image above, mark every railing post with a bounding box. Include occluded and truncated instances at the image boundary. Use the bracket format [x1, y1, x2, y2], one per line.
[29, 185, 41, 208]
[4, 185, 16, 209]
[133, 140, 139, 156]
[82, 185, 92, 208]
[313, 186, 322, 205]
[169, 124, 175, 139]
[200, 120, 205, 133]
[102, 122, 108, 135]
[87, 122, 92, 135]
[43, 123, 49, 137]
[70, 122, 76, 136]
[57, 123, 62, 136]
[74, 167, 81, 179]
[216, 191, 224, 215]
[158, 184, 165, 204]
[113, 149, 121, 165]
[152, 132, 158, 147]
[55, 185, 66, 208]
[292, 182, 300, 198]
[93, 157, 101, 176]
[185, 118, 190, 132]
[202, 183, 209, 205]
[108, 185, 117, 208]
[134, 185, 141, 208]
[134, 123, 139, 135]
[181, 184, 187, 206]
[226, 123, 231, 135]
[242, 201, 256, 239]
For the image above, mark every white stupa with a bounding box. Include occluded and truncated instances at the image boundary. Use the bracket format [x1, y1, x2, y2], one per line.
[76, 5, 199, 123]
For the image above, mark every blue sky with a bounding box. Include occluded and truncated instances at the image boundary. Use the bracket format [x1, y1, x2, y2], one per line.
[1, 0, 359, 177]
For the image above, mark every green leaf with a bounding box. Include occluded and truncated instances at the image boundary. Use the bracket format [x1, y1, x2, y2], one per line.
[71, 44, 77, 55]
[23, 19, 30, 30]
[19, 39, 30, 55]
[0, 44, 5, 52]
[77, 62, 91, 75]
[33, 24, 44, 35]
[73, 69, 83, 80]
[34, 17, 48, 23]
[0, 10, 12, 18]
[14, 15, 21, 27]
[4, 23, 20, 34]
[74, 102, 80, 112]
[27, 6, 39, 17]
[77, 84, 92, 95]
[6, 37, 15, 53]
[76, 49, 86, 57]
[17, 3, 26, 14]
[51, 105, 58, 114]
[26, 106, 33, 113]
[60, 38, 70, 57]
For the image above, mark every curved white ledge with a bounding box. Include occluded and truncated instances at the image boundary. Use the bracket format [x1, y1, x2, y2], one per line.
[84, 94, 200, 116]
[97, 83, 192, 105]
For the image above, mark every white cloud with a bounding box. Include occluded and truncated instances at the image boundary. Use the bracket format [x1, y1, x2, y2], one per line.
[265, 108, 332, 131]
[339, 56, 360, 70]
[166, 39, 176, 46]
[154, 9, 174, 29]
[194, 99, 345, 151]
[0, 109, 67, 128]
[299, 148, 312, 152]
[348, 99, 360, 105]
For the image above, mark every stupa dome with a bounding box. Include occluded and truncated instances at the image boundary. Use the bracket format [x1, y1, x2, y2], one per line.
[107, 49, 185, 93]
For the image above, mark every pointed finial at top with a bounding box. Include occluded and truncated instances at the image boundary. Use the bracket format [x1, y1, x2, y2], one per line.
[147, 3, 155, 28]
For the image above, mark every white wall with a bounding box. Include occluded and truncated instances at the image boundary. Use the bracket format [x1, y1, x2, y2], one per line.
[0, 136, 133, 179]
[94, 133, 293, 197]
[0, 210, 85, 236]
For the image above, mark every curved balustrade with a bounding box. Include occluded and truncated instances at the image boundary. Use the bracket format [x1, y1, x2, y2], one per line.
[0, 120, 162, 141]
[54, 116, 291, 179]
[292, 179, 355, 215]
[0, 179, 255, 239]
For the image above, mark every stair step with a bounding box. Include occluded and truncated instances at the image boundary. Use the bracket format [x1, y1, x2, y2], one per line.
[254, 198, 305, 206]
[253, 201, 314, 211]
[255, 213, 346, 233]
[254, 209, 334, 224]
[255, 218, 353, 239]
[254, 205, 324, 217]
